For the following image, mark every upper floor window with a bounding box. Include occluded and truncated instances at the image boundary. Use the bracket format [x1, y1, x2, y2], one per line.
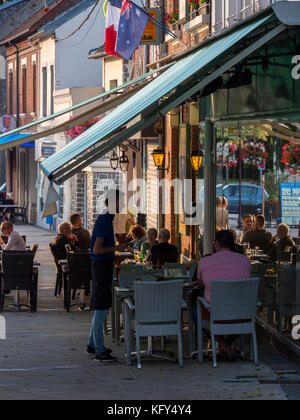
[211, 0, 292, 33]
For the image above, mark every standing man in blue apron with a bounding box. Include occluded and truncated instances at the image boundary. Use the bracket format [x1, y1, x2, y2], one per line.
[87, 189, 127, 362]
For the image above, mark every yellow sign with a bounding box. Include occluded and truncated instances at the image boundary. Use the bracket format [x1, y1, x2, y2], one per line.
[141, 10, 157, 43]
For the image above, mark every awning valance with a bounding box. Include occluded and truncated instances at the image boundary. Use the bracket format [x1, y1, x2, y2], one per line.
[42, 12, 287, 184]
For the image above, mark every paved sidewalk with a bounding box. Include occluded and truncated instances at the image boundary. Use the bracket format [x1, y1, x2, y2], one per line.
[0, 225, 287, 400]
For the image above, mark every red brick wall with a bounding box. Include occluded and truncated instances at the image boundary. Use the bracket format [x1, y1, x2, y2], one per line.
[6, 39, 39, 127]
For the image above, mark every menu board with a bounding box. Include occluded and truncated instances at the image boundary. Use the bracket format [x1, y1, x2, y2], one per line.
[280, 183, 300, 226]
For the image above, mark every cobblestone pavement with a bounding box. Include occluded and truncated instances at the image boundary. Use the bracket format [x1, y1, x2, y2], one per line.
[0, 225, 297, 400]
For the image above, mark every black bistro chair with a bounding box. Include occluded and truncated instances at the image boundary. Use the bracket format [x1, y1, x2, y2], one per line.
[63, 249, 91, 312]
[13, 204, 28, 224]
[49, 243, 63, 297]
[0, 250, 38, 312]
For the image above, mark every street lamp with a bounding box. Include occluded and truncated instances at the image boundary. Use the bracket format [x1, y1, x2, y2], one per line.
[110, 150, 119, 171]
[190, 150, 204, 172]
[152, 148, 170, 173]
[119, 150, 129, 172]
[152, 148, 165, 169]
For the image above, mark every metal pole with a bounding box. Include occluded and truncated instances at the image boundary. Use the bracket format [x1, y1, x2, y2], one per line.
[203, 120, 216, 256]
[238, 125, 242, 230]
[262, 172, 265, 216]
[84, 172, 88, 229]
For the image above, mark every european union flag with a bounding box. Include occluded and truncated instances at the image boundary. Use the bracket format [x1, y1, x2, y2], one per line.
[115, 0, 149, 60]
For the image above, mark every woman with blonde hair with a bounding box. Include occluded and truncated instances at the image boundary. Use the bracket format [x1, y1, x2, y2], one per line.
[216, 196, 229, 230]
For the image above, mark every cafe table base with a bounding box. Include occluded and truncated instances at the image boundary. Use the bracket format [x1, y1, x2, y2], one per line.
[125, 335, 177, 366]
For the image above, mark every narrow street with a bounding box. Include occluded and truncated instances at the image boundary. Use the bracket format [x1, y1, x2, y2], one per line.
[0, 225, 298, 400]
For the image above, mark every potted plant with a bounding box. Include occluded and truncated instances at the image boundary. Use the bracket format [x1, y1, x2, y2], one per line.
[189, 0, 209, 18]
[281, 141, 300, 175]
[165, 9, 179, 28]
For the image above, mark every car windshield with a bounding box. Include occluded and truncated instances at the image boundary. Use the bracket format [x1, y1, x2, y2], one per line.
[0, 183, 6, 192]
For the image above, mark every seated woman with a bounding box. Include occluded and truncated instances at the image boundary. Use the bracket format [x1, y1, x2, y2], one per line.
[126, 225, 147, 252]
[140, 228, 158, 261]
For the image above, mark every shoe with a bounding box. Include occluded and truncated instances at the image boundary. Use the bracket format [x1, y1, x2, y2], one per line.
[86, 346, 113, 355]
[86, 345, 96, 354]
[94, 352, 117, 362]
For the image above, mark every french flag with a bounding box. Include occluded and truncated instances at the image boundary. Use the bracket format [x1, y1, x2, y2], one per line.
[105, 0, 149, 60]
[105, 0, 122, 57]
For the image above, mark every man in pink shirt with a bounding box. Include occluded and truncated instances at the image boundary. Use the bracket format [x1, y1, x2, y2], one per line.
[192, 230, 251, 360]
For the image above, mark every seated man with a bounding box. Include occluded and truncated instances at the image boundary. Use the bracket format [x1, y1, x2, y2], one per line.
[52, 222, 79, 260]
[268, 223, 296, 262]
[0, 221, 26, 251]
[242, 214, 273, 253]
[242, 214, 254, 234]
[192, 230, 251, 360]
[70, 213, 91, 251]
[146, 228, 178, 266]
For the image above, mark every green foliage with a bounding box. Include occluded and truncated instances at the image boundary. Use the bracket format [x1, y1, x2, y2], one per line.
[264, 170, 289, 202]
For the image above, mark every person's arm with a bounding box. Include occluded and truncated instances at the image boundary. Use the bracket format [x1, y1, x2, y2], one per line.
[189, 263, 203, 287]
[226, 210, 229, 229]
[93, 237, 127, 255]
[127, 216, 135, 226]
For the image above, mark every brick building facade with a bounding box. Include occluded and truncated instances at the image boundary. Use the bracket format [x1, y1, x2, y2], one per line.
[162, 0, 210, 259]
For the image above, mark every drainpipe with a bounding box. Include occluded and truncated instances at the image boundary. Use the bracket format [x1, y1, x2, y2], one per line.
[9, 42, 19, 127]
[8, 42, 20, 204]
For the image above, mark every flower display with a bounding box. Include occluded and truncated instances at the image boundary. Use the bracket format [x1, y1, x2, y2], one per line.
[241, 141, 268, 168]
[281, 141, 300, 175]
[164, 9, 179, 25]
[217, 142, 238, 168]
[64, 117, 100, 139]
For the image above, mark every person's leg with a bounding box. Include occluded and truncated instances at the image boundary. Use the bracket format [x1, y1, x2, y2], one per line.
[88, 320, 95, 349]
[90, 309, 109, 354]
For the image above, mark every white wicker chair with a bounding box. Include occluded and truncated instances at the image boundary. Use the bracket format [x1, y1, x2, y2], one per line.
[164, 263, 187, 275]
[119, 272, 157, 288]
[124, 280, 184, 368]
[197, 278, 259, 368]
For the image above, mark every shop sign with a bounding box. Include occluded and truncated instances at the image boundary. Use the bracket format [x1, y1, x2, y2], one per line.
[0, 115, 16, 133]
[42, 145, 56, 158]
[141, 9, 163, 45]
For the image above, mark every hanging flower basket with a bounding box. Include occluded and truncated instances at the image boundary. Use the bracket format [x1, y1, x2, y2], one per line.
[282, 141, 300, 175]
[241, 141, 268, 168]
[217, 142, 238, 169]
[65, 117, 100, 140]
